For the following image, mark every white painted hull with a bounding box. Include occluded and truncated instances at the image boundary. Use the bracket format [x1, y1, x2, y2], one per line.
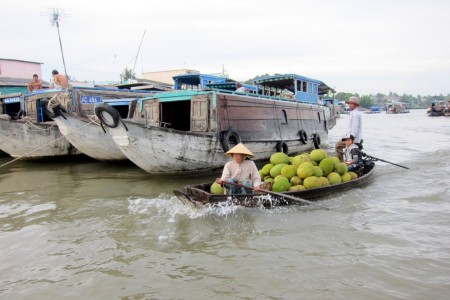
[0, 117, 82, 159]
[53, 115, 127, 161]
[107, 121, 327, 174]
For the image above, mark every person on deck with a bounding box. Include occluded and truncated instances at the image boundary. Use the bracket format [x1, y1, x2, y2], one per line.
[216, 143, 261, 194]
[335, 96, 362, 161]
[235, 82, 248, 93]
[50, 70, 69, 90]
[342, 134, 364, 171]
[26, 74, 42, 92]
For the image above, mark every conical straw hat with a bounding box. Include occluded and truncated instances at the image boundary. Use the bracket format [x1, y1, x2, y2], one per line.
[225, 143, 254, 157]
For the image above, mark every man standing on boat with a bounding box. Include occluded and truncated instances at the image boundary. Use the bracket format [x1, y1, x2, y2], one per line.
[50, 70, 69, 90]
[216, 143, 261, 194]
[335, 96, 362, 161]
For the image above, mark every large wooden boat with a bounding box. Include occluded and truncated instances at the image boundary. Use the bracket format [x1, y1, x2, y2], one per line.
[95, 73, 338, 174]
[0, 89, 84, 159]
[174, 161, 375, 208]
[51, 87, 165, 161]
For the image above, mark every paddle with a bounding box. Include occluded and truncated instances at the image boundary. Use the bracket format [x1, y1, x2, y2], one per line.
[221, 180, 330, 210]
[362, 153, 409, 169]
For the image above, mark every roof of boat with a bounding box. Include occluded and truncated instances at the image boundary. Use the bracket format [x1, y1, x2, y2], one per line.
[253, 74, 335, 94]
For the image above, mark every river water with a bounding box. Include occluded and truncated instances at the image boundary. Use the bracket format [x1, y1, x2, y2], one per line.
[0, 109, 449, 299]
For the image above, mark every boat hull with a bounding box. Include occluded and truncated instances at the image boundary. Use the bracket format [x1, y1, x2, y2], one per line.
[53, 114, 127, 161]
[180, 161, 376, 207]
[108, 120, 327, 174]
[0, 116, 82, 159]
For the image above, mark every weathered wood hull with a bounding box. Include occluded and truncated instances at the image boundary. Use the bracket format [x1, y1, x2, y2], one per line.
[180, 162, 376, 208]
[53, 114, 127, 161]
[103, 91, 335, 174]
[0, 116, 82, 159]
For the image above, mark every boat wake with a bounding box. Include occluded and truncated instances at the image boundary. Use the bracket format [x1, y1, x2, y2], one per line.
[127, 193, 298, 220]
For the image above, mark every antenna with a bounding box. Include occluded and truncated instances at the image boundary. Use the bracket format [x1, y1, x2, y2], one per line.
[47, 8, 69, 80]
[132, 30, 146, 76]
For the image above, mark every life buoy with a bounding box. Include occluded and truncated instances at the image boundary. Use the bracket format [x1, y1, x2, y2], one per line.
[298, 130, 308, 144]
[95, 104, 120, 128]
[276, 141, 288, 154]
[312, 133, 321, 149]
[221, 131, 241, 152]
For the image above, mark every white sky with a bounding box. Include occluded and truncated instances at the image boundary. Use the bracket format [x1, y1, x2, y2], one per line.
[2, 0, 449, 95]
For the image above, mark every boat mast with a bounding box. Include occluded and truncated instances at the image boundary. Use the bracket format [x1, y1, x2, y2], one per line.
[50, 8, 69, 80]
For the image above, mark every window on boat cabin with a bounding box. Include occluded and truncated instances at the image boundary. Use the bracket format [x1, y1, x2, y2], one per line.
[160, 100, 191, 131]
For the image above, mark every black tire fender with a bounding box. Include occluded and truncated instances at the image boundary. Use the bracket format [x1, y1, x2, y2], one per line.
[299, 130, 308, 144]
[312, 133, 321, 149]
[276, 141, 288, 154]
[95, 104, 120, 128]
[221, 131, 241, 152]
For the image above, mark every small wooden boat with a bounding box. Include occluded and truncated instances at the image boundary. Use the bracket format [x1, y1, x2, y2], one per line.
[174, 161, 375, 208]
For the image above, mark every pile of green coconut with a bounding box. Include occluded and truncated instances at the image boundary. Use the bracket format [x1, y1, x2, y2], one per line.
[260, 149, 359, 192]
[210, 149, 359, 194]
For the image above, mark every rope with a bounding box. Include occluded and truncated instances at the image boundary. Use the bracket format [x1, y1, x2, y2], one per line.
[0, 118, 96, 169]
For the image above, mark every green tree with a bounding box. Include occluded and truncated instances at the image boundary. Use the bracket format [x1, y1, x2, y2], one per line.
[335, 92, 356, 102]
[359, 95, 373, 108]
[120, 68, 136, 82]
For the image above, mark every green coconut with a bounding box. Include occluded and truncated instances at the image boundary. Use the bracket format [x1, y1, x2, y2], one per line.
[297, 162, 314, 179]
[290, 176, 302, 186]
[341, 172, 352, 183]
[270, 152, 290, 165]
[291, 155, 307, 167]
[298, 153, 312, 162]
[264, 177, 274, 184]
[312, 165, 323, 177]
[318, 176, 330, 187]
[319, 157, 336, 176]
[210, 182, 224, 195]
[274, 175, 289, 182]
[327, 172, 342, 185]
[261, 163, 274, 176]
[272, 178, 291, 192]
[258, 170, 265, 178]
[289, 185, 306, 191]
[310, 149, 327, 162]
[348, 171, 358, 180]
[303, 176, 322, 189]
[270, 163, 288, 177]
[334, 162, 348, 175]
[330, 156, 341, 165]
[281, 165, 298, 179]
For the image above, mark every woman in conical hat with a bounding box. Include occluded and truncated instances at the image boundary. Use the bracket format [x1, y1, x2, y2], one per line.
[216, 143, 261, 194]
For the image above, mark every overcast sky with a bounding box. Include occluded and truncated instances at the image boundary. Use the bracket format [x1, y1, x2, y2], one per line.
[2, 0, 449, 95]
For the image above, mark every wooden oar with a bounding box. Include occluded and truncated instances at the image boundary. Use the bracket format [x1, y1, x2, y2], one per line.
[362, 153, 409, 169]
[222, 181, 330, 210]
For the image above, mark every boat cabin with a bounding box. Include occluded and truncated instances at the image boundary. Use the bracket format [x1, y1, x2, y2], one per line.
[0, 93, 23, 119]
[253, 74, 335, 104]
[173, 73, 227, 90]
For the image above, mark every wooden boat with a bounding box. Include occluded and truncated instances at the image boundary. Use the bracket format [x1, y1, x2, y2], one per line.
[51, 87, 163, 161]
[0, 89, 84, 159]
[386, 102, 409, 114]
[174, 161, 376, 208]
[427, 101, 445, 117]
[95, 73, 338, 174]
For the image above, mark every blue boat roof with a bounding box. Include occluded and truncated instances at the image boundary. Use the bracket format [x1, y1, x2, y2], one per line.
[172, 73, 227, 86]
[254, 73, 335, 94]
[254, 74, 322, 85]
